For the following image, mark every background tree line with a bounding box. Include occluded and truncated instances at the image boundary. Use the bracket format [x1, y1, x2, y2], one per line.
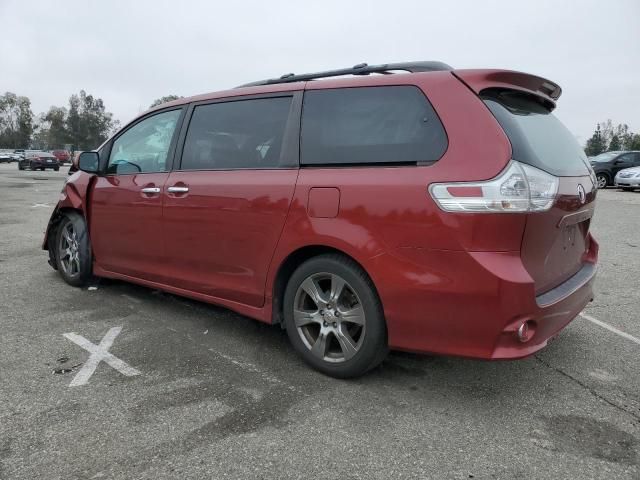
[584, 120, 640, 156]
[0, 92, 181, 152]
[0, 90, 120, 151]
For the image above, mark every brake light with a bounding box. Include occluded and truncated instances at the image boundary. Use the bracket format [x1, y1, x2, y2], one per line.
[429, 161, 559, 213]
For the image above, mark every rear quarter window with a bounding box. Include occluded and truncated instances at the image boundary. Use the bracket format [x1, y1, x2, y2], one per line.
[483, 90, 590, 177]
[300, 86, 447, 166]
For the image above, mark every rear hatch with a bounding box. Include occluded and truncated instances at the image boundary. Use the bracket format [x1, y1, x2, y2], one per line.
[481, 88, 595, 294]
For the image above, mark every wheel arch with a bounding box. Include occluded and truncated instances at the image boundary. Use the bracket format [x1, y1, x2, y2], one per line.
[270, 244, 383, 326]
[44, 207, 86, 269]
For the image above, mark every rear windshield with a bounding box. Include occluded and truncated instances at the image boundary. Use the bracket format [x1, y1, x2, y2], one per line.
[483, 91, 589, 177]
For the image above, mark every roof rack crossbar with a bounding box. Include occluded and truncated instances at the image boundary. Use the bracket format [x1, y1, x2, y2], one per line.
[236, 61, 453, 88]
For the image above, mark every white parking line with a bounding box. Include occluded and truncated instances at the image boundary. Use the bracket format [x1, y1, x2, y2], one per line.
[63, 326, 141, 386]
[580, 313, 640, 346]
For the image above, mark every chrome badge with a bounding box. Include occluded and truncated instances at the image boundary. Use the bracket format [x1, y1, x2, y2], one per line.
[577, 184, 586, 204]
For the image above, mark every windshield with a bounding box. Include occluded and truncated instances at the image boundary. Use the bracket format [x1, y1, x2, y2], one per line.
[483, 91, 590, 177]
[590, 152, 620, 163]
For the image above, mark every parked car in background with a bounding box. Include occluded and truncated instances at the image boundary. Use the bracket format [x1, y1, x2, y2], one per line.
[51, 150, 71, 164]
[19, 151, 60, 171]
[590, 151, 640, 188]
[43, 61, 598, 378]
[0, 150, 13, 163]
[615, 166, 640, 191]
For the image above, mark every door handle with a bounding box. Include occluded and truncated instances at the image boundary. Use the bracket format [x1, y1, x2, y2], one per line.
[141, 187, 160, 194]
[167, 186, 189, 193]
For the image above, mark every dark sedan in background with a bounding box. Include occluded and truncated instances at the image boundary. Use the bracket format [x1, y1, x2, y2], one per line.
[590, 150, 640, 188]
[18, 152, 60, 171]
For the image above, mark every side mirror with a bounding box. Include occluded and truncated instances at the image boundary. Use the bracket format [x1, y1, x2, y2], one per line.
[78, 151, 99, 173]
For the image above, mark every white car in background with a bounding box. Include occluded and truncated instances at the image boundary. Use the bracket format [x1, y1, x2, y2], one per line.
[615, 166, 640, 191]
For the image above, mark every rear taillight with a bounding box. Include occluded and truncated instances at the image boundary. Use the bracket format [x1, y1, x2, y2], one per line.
[429, 161, 559, 213]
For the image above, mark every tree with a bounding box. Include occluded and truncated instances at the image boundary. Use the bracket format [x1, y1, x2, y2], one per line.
[629, 134, 640, 150]
[0, 92, 34, 148]
[149, 95, 182, 109]
[65, 90, 117, 150]
[584, 124, 606, 156]
[608, 134, 621, 151]
[613, 123, 633, 150]
[598, 119, 614, 148]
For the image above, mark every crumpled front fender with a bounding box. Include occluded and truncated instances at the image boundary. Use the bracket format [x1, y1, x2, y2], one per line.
[42, 171, 96, 257]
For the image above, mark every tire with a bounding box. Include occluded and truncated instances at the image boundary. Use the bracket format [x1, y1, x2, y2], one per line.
[54, 212, 93, 287]
[283, 254, 388, 378]
[18, 164, 24, 170]
[54, 167, 59, 172]
[621, 187, 635, 192]
[596, 173, 609, 189]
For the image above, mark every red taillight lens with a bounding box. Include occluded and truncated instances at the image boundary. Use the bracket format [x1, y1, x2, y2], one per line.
[429, 161, 559, 213]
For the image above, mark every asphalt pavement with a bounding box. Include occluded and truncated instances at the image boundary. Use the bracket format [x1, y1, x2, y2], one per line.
[0, 163, 638, 479]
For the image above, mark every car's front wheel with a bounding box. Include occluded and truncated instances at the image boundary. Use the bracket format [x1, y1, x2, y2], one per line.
[283, 254, 388, 378]
[596, 173, 609, 189]
[55, 212, 93, 287]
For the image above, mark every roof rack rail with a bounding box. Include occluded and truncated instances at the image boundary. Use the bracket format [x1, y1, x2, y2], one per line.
[236, 61, 453, 88]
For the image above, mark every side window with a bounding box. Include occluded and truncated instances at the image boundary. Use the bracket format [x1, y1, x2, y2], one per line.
[300, 86, 447, 166]
[180, 96, 293, 170]
[108, 109, 181, 175]
[633, 153, 640, 165]
[617, 154, 633, 163]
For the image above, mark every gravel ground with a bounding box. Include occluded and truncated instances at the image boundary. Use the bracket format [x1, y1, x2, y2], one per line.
[0, 163, 638, 480]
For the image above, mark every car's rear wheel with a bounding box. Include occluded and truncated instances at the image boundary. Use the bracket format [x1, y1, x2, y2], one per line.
[55, 212, 93, 287]
[54, 166, 59, 172]
[283, 254, 387, 378]
[596, 173, 609, 189]
[18, 163, 24, 170]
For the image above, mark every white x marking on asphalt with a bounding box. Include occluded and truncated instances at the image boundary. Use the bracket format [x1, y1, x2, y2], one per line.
[63, 326, 141, 387]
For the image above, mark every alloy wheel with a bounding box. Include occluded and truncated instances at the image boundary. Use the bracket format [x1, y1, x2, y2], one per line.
[58, 222, 81, 277]
[293, 272, 366, 363]
[596, 175, 607, 189]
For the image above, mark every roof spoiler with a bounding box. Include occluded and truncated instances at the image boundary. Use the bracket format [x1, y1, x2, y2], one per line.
[453, 69, 562, 109]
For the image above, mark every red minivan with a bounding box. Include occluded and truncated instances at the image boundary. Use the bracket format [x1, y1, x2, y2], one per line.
[43, 62, 598, 378]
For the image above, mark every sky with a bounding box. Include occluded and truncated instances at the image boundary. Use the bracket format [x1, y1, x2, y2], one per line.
[1, 0, 638, 144]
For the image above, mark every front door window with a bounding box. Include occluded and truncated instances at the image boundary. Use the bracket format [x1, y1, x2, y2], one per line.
[107, 110, 182, 175]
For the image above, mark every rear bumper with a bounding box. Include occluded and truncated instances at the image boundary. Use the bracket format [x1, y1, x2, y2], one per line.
[490, 261, 596, 359]
[368, 235, 598, 359]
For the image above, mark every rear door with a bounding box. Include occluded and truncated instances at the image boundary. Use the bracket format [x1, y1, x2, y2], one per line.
[483, 91, 596, 294]
[90, 108, 183, 280]
[162, 93, 301, 307]
[613, 152, 637, 176]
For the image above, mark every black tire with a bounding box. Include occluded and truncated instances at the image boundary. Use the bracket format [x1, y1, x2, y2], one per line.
[596, 173, 609, 189]
[54, 212, 93, 287]
[283, 254, 388, 378]
[18, 164, 24, 170]
[54, 167, 59, 172]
